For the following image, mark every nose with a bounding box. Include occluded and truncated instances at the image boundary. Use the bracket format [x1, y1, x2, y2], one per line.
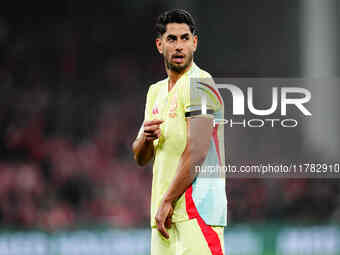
[175, 40, 184, 52]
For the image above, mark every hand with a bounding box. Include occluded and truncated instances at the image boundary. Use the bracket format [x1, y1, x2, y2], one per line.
[155, 199, 174, 239]
[143, 119, 164, 142]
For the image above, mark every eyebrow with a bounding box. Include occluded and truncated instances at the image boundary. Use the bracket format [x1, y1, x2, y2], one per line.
[166, 33, 190, 40]
[181, 33, 190, 39]
[167, 34, 177, 40]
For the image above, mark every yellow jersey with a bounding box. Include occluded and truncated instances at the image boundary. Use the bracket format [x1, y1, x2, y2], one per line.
[138, 63, 227, 227]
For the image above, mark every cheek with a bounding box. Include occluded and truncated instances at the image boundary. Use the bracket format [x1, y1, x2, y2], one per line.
[185, 43, 194, 52]
[164, 47, 171, 58]
[184, 46, 194, 55]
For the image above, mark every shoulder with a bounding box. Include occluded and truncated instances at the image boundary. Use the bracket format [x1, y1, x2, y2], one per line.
[190, 65, 224, 107]
[191, 63, 213, 79]
[189, 64, 215, 89]
[198, 68, 213, 79]
[148, 78, 167, 92]
[146, 78, 167, 99]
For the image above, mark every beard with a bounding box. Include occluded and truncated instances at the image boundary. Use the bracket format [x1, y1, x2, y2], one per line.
[165, 53, 193, 74]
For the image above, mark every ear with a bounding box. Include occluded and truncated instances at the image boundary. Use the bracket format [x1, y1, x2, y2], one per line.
[192, 35, 198, 52]
[156, 37, 163, 54]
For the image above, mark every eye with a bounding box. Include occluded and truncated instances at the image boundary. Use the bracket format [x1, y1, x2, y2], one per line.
[167, 36, 177, 42]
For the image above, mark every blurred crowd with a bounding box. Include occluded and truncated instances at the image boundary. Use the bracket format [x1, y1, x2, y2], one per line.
[0, 11, 160, 229]
[0, 6, 340, 231]
[0, 79, 153, 229]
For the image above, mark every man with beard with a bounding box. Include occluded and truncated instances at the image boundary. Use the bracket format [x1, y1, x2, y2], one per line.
[132, 9, 227, 255]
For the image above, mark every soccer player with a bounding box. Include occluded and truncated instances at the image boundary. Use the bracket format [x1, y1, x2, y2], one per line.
[132, 9, 227, 255]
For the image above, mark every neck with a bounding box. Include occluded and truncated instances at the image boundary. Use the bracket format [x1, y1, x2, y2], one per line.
[166, 61, 193, 91]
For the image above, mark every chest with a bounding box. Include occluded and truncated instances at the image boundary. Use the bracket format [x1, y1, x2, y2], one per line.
[151, 87, 187, 152]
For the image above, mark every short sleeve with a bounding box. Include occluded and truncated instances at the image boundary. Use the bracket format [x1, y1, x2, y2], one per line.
[184, 76, 223, 118]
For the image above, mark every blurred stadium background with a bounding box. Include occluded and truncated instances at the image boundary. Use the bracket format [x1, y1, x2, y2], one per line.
[0, 0, 340, 254]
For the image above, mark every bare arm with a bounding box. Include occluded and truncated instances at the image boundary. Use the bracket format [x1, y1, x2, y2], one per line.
[155, 116, 213, 238]
[132, 119, 163, 166]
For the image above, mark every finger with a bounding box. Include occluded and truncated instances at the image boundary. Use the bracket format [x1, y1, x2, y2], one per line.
[165, 216, 172, 229]
[145, 136, 158, 142]
[144, 119, 164, 126]
[154, 129, 161, 138]
[157, 222, 169, 239]
[145, 136, 157, 142]
[166, 207, 174, 228]
[144, 131, 159, 138]
[150, 119, 164, 125]
[144, 129, 161, 139]
[144, 125, 161, 133]
[144, 133, 158, 141]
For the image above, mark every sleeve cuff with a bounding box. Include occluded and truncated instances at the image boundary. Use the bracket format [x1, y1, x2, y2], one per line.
[185, 109, 214, 117]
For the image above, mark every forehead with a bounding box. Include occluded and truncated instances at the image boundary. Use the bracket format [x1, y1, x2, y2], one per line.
[164, 23, 192, 36]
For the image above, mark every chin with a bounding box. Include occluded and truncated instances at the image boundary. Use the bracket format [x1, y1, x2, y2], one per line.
[172, 66, 186, 73]
[171, 62, 189, 73]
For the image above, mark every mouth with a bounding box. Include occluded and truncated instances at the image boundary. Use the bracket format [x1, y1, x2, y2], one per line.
[172, 54, 185, 64]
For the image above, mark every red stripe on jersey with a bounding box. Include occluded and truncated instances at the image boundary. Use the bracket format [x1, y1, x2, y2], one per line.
[198, 81, 223, 105]
[185, 185, 224, 255]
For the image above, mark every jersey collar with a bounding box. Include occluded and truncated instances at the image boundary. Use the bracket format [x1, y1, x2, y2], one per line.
[165, 61, 198, 86]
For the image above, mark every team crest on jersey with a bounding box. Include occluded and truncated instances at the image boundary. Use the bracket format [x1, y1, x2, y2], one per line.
[169, 94, 177, 118]
[152, 105, 159, 115]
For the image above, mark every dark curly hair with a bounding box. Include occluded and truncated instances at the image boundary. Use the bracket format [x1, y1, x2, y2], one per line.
[155, 9, 198, 38]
